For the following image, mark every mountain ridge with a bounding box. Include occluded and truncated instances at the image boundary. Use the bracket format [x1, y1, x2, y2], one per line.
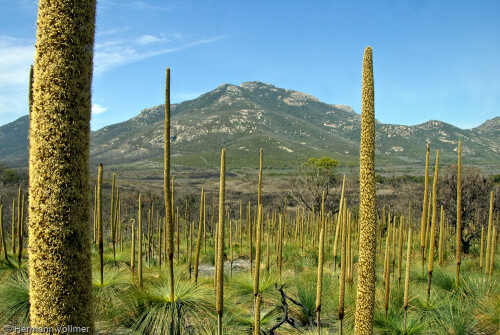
[0, 81, 498, 169]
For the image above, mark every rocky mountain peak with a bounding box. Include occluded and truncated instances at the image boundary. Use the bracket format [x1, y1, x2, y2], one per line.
[0, 82, 498, 168]
[475, 116, 500, 132]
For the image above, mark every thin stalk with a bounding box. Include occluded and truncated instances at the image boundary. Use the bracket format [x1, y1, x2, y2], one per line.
[397, 216, 404, 288]
[131, 219, 135, 275]
[138, 194, 143, 288]
[1, 205, 10, 262]
[485, 191, 494, 275]
[420, 143, 430, 274]
[164, 67, 174, 303]
[17, 191, 24, 266]
[97, 164, 103, 286]
[456, 140, 462, 286]
[194, 187, 204, 283]
[338, 197, 347, 334]
[403, 228, 412, 334]
[479, 227, 485, 272]
[427, 150, 439, 304]
[254, 294, 262, 335]
[216, 148, 226, 335]
[110, 173, 115, 262]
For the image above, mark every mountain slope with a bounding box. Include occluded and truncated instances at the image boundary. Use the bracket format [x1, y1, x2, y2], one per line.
[0, 115, 29, 167]
[1, 82, 498, 170]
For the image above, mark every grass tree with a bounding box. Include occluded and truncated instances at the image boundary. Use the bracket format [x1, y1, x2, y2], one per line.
[28, 0, 96, 329]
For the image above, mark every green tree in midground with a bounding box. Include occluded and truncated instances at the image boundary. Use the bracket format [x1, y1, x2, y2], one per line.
[290, 157, 340, 213]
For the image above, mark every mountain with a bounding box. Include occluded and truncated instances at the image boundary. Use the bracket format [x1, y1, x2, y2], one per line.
[0, 115, 29, 167]
[1, 82, 499, 170]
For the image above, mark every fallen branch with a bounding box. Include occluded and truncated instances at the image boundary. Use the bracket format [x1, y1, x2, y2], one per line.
[268, 283, 313, 334]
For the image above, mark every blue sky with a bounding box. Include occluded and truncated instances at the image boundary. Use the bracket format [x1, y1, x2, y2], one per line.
[1, 0, 499, 131]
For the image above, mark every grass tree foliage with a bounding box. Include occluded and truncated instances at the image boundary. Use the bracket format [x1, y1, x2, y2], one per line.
[1, 175, 498, 334]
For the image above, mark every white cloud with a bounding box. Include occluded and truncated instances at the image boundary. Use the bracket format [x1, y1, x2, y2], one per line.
[132, 1, 170, 12]
[0, 32, 224, 125]
[0, 36, 34, 88]
[0, 36, 35, 125]
[94, 35, 224, 75]
[135, 34, 169, 45]
[92, 103, 107, 115]
[96, 27, 130, 37]
[172, 32, 183, 39]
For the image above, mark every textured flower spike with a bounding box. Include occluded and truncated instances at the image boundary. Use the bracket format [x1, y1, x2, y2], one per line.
[354, 46, 377, 335]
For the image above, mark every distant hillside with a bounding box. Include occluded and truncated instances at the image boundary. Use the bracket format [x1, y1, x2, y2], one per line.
[0, 115, 29, 167]
[1, 81, 499, 170]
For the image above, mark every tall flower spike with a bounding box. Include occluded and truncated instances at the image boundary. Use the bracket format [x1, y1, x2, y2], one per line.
[354, 46, 377, 335]
[455, 140, 462, 285]
[28, 0, 96, 328]
[216, 148, 226, 335]
[164, 67, 175, 302]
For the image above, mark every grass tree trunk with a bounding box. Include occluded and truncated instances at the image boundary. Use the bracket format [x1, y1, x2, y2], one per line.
[354, 46, 377, 335]
[28, 0, 96, 329]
